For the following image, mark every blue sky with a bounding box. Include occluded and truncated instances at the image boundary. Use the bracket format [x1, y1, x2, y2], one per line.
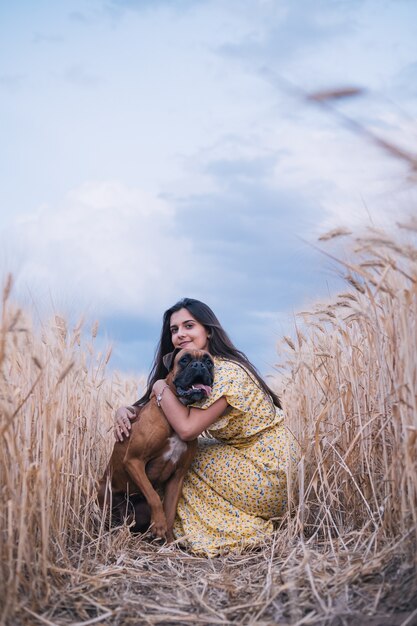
[1, 0, 416, 376]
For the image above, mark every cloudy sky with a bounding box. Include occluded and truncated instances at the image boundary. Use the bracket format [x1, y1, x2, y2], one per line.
[1, 0, 416, 376]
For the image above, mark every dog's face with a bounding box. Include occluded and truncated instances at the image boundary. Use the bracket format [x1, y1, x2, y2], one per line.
[170, 349, 214, 405]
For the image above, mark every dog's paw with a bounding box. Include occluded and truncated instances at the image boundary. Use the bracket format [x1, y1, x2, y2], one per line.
[150, 516, 168, 540]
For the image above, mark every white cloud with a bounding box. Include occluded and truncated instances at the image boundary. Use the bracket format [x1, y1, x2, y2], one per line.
[9, 181, 197, 317]
[1, 0, 416, 375]
[252, 102, 416, 234]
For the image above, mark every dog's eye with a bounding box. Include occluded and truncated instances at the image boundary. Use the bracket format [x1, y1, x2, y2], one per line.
[180, 356, 190, 366]
[204, 358, 214, 369]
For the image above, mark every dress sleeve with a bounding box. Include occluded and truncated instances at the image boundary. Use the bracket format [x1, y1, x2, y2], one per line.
[195, 359, 257, 413]
[194, 358, 279, 440]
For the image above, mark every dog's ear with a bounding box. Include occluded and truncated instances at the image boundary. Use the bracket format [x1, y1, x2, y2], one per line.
[162, 348, 180, 372]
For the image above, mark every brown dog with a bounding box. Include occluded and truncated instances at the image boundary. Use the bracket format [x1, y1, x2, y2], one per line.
[98, 348, 214, 541]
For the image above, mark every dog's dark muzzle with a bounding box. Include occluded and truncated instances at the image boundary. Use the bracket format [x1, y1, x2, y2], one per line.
[174, 360, 214, 405]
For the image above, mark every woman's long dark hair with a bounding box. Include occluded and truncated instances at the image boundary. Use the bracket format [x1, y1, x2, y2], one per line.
[134, 298, 281, 409]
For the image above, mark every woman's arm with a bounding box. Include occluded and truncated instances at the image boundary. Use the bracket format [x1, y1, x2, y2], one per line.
[153, 380, 228, 441]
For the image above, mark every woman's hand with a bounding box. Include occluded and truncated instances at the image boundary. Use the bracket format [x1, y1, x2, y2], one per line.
[114, 406, 136, 442]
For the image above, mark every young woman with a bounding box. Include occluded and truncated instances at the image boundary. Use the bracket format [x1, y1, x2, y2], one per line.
[114, 298, 296, 557]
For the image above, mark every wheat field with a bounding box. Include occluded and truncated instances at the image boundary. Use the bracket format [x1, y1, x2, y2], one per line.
[0, 222, 416, 625]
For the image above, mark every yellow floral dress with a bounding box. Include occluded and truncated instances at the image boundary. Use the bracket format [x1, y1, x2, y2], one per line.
[173, 357, 296, 557]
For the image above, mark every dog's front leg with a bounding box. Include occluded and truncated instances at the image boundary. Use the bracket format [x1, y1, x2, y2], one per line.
[163, 441, 197, 543]
[124, 457, 167, 539]
[163, 469, 187, 543]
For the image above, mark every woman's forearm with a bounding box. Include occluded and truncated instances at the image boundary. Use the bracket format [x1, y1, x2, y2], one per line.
[153, 381, 228, 440]
[156, 387, 193, 439]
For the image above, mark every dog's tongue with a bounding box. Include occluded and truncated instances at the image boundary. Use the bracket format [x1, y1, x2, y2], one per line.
[192, 384, 212, 396]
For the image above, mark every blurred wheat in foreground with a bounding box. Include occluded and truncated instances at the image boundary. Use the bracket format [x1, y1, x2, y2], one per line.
[1, 223, 417, 625]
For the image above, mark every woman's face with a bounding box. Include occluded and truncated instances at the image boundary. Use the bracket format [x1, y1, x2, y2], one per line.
[170, 308, 210, 352]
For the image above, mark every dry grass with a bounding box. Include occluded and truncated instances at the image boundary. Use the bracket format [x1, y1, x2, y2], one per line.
[1, 222, 417, 625]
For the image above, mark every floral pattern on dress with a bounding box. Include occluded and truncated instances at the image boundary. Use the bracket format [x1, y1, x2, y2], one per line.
[173, 358, 297, 557]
